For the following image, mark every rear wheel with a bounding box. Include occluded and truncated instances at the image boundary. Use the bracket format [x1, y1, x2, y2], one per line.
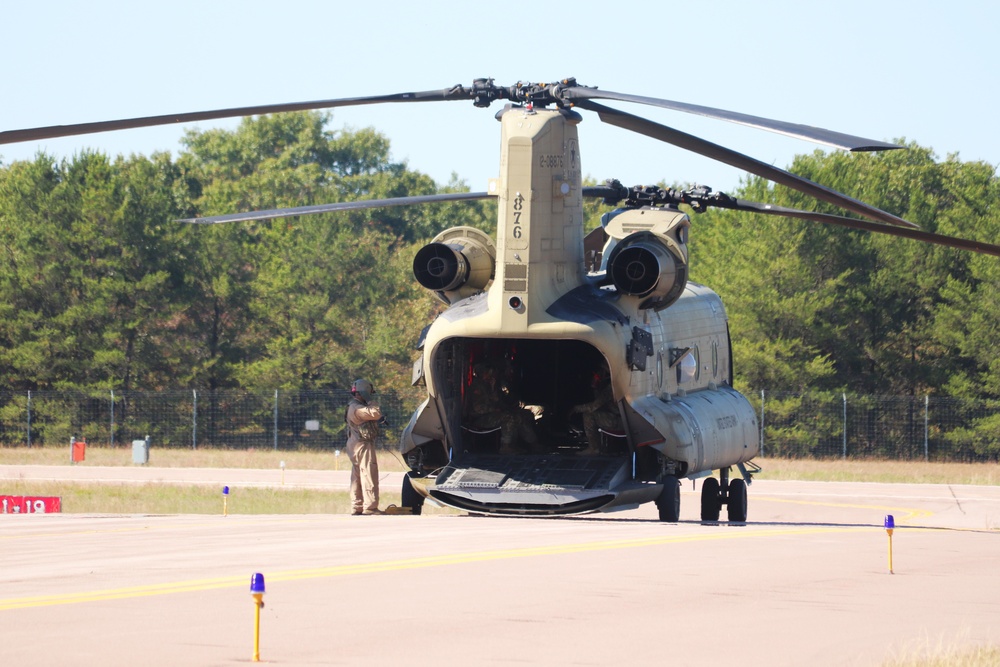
[656, 477, 681, 522]
[727, 478, 747, 522]
[700, 476, 721, 522]
[401, 474, 424, 516]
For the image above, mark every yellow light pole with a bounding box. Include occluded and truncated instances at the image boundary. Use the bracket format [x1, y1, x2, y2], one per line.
[222, 486, 229, 517]
[250, 573, 266, 662]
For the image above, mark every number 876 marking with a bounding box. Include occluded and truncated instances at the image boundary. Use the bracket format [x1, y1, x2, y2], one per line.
[512, 193, 524, 239]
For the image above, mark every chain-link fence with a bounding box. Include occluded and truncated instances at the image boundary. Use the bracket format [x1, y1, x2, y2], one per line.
[753, 391, 1000, 462]
[0, 390, 407, 451]
[3, 389, 999, 461]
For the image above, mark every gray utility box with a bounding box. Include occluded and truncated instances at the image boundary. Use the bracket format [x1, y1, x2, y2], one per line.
[132, 436, 150, 465]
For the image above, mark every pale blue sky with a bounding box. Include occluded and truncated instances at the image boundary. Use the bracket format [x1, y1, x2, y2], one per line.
[2, 0, 996, 195]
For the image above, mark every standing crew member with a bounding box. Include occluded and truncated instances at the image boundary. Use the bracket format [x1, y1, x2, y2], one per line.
[345, 378, 385, 515]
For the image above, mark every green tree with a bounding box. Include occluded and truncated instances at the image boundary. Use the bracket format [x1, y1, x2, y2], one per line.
[690, 181, 842, 395]
[692, 143, 999, 400]
[777, 144, 974, 397]
[176, 112, 493, 397]
[0, 152, 189, 391]
[233, 221, 423, 392]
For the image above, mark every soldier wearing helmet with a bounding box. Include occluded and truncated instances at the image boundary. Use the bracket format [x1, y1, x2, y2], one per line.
[466, 361, 539, 454]
[345, 378, 385, 515]
[569, 364, 620, 455]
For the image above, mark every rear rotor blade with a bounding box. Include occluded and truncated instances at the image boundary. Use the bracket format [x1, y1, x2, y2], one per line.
[576, 99, 918, 230]
[583, 183, 1000, 257]
[0, 87, 475, 145]
[563, 87, 900, 152]
[178, 191, 493, 224]
[728, 199, 1000, 257]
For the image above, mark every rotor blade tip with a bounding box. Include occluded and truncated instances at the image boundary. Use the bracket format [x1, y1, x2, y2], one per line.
[850, 144, 905, 153]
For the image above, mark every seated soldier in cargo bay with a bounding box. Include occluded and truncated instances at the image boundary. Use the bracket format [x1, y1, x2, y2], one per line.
[465, 361, 539, 454]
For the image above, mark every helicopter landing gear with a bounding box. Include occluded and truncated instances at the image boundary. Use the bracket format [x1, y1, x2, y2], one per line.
[728, 477, 748, 522]
[700, 476, 721, 521]
[655, 476, 681, 522]
[701, 467, 749, 522]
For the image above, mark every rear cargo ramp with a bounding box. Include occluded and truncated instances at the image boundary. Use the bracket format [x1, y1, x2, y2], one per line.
[428, 454, 649, 516]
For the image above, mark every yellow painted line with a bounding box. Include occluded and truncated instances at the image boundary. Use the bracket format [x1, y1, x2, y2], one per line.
[0, 524, 860, 611]
[0, 575, 249, 610]
[0, 525, 152, 541]
[269, 525, 869, 583]
[754, 496, 935, 523]
[0, 491, 951, 612]
[0, 516, 328, 541]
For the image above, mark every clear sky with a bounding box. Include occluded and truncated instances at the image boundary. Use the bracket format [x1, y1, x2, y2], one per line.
[2, 0, 996, 197]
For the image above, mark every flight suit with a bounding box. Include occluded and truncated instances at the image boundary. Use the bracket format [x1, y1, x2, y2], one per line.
[346, 397, 383, 514]
[570, 378, 620, 454]
[466, 368, 538, 453]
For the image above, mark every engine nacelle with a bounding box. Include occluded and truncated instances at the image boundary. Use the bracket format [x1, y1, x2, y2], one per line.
[604, 208, 690, 311]
[413, 226, 496, 305]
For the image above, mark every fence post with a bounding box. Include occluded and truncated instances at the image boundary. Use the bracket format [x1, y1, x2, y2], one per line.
[192, 389, 198, 450]
[273, 390, 279, 451]
[842, 393, 848, 459]
[924, 394, 929, 462]
[26, 390, 32, 448]
[759, 389, 765, 457]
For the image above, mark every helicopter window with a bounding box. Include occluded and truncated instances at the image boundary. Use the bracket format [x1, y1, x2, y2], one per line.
[678, 348, 698, 385]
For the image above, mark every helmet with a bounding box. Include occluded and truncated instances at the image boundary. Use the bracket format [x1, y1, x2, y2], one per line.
[351, 378, 375, 402]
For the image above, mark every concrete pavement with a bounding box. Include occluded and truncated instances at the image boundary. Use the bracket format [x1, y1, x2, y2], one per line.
[1, 467, 999, 666]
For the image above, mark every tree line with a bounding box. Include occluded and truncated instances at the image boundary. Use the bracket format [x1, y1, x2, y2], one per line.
[0, 112, 491, 405]
[692, 144, 1000, 400]
[1, 112, 998, 452]
[689, 144, 1000, 457]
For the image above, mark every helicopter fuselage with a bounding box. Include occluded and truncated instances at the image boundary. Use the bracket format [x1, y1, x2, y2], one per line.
[402, 106, 758, 519]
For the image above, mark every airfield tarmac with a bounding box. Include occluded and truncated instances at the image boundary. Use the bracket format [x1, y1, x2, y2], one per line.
[1, 467, 999, 666]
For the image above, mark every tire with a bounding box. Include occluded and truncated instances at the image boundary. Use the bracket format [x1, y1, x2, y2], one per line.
[727, 477, 748, 523]
[401, 474, 424, 516]
[700, 476, 721, 522]
[656, 477, 681, 522]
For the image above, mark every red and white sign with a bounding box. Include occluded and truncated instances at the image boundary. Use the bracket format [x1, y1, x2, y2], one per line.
[1, 496, 62, 514]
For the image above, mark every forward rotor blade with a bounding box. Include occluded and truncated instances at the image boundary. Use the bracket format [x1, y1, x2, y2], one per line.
[726, 199, 1000, 257]
[563, 87, 900, 152]
[178, 191, 493, 224]
[0, 87, 472, 145]
[576, 99, 919, 230]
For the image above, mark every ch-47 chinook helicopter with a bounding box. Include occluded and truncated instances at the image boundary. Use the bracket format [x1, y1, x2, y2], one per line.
[5, 78, 1000, 522]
